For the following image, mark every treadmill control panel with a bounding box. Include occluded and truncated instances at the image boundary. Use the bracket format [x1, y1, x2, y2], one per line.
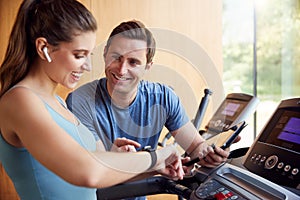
[243, 98, 300, 189]
[194, 179, 246, 200]
[202, 93, 259, 140]
[190, 164, 299, 200]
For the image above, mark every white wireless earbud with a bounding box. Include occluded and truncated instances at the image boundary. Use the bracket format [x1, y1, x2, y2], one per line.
[42, 47, 52, 63]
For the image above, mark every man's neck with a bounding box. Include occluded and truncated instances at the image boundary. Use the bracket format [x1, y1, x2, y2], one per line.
[109, 89, 137, 108]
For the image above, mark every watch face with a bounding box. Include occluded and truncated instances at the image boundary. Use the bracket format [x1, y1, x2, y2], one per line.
[143, 146, 154, 151]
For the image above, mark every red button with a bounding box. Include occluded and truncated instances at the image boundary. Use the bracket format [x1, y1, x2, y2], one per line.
[214, 192, 226, 200]
[214, 191, 234, 200]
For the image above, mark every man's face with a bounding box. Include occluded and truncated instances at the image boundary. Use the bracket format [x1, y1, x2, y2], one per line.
[104, 35, 150, 97]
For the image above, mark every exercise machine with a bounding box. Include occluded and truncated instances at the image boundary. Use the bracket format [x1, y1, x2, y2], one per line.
[97, 98, 299, 200]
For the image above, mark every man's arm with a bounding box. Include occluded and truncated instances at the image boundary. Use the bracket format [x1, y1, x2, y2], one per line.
[171, 121, 230, 168]
[66, 92, 100, 141]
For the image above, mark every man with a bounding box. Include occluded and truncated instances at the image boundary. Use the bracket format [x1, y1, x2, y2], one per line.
[66, 20, 233, 199]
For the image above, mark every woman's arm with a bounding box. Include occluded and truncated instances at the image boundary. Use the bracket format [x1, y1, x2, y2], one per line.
[0, 88, 183, 188]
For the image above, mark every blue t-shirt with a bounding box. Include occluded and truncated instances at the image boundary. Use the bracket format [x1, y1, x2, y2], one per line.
[67, 79, 189, 200]
[67, 78, 189, 151]
[0, 96, 97, 200]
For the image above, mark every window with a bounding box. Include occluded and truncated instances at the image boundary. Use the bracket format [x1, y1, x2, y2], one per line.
[222, 0, 300, 148]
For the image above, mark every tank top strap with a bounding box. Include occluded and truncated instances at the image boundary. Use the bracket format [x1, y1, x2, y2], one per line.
[8, 85, 66, 107]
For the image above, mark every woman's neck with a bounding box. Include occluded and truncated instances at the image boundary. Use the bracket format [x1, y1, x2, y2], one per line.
[21, 69, 58, 98]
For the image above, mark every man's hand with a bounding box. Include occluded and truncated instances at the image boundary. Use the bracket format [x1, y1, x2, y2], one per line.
[111, 137, 141, 152]
[200, 136, 241, 168]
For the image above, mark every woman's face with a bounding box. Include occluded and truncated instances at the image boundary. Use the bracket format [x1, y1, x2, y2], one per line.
[46, 31, 96, 89]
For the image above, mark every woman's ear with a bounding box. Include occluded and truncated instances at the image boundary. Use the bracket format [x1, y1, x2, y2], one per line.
[36, 37, 51, 62]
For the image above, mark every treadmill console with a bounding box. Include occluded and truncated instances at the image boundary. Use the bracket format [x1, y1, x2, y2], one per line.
[243, 98, 300, 189]
[202, 93, 259, 139]
[190, 163, 299, 200]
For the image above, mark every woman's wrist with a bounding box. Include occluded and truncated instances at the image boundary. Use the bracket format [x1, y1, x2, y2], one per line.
[142, 146, 157, 170]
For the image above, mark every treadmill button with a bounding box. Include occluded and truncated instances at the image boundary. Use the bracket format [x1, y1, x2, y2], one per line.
[277, 162, 284, 169]
[265, 155, 278, 169]
[255, 154, 261, 161]
[284, 165, 291, 172]
[260, 156, 267, 163]
[214, 191, 233, 200]
[292, 168, 299, 175]
[251, 154, 257, 161]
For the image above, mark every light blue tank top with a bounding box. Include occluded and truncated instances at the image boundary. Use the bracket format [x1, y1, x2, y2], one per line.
[0, 95, 97, 200]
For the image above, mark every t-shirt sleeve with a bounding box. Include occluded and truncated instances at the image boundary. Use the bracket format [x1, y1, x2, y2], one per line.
[164, 86, 189, 131]
[66, 89, 100, 141]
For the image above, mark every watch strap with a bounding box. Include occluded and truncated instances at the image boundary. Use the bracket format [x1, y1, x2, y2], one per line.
[143, 146, 157, 170]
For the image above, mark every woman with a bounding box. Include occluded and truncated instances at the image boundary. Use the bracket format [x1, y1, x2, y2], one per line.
[0, 0, 184, 199]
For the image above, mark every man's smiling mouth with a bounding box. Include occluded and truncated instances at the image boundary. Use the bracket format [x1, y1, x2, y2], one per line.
[112, 73, 130, 81]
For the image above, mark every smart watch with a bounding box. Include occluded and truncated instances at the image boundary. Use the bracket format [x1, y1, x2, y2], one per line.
[143, 146, 157, 170]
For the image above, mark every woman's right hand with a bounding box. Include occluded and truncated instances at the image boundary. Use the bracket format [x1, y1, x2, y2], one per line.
[154, 145, 184, 180]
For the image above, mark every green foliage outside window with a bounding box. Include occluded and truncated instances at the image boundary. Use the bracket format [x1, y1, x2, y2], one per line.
[222, 0, 299, 141]
[223, 0, 300, 102]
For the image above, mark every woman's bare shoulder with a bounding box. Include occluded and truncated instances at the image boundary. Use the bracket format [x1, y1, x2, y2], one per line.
[0, 86, 45, 119]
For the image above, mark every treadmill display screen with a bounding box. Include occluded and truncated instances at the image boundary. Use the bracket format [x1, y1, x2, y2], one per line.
[277, 117, 300, 145]
[265, 110, 300, 152]
[205, 99, 249, 133]
[208, 99, 247, 127]
[221, 102, 241, 117]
